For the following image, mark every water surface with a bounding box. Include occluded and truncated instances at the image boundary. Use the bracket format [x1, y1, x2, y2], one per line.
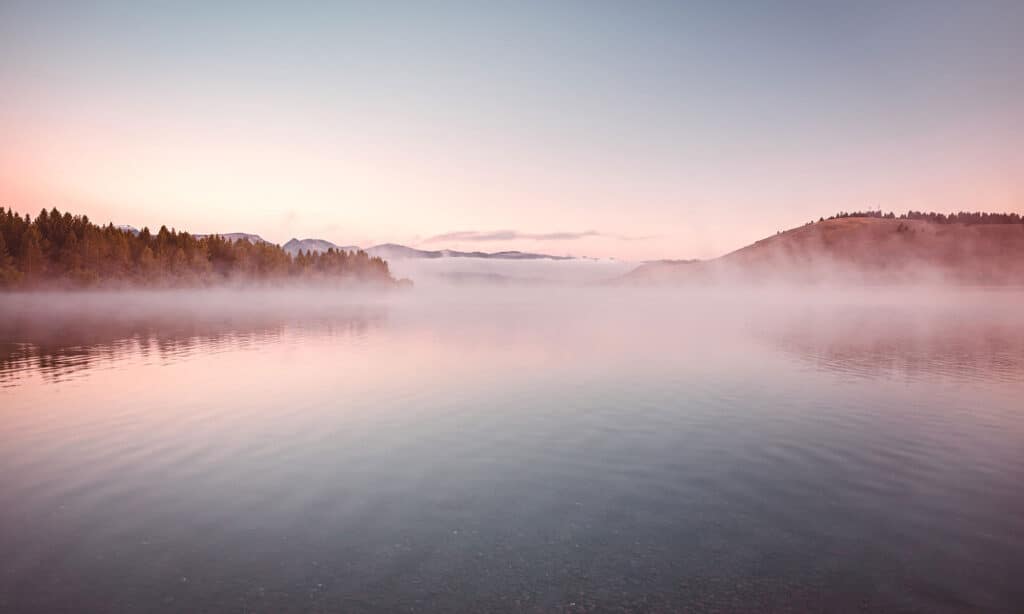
[1, 288, 1022, 612]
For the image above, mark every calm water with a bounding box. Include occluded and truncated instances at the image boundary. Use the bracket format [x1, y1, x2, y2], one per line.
[1, 288, 1022, 613]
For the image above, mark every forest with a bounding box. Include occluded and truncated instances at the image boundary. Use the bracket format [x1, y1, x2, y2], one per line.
[0, 207, 396, 288]
[824, 210, 1024, 224]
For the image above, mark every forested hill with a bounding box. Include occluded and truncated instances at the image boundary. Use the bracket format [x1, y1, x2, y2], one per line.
[623, 211, 1024, 285]
[0, 208, 396, 288]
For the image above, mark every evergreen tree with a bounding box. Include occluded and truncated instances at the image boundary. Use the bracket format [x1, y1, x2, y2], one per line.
[0, 206, 400, 288]
[19, 226, 45, 279]
[0, 230, 18, 285]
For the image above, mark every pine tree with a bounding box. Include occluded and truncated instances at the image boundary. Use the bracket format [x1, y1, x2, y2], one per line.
[60, 230, 81, 272]
[0, 207, 397, 288]
[0, 230, 18, 285]
[19, 226, 44, 279]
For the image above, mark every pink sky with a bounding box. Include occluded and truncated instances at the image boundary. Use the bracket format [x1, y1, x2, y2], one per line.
[1, 2, 1021, 260]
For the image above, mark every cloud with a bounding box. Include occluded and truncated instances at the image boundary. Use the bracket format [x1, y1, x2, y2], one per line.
[425, 230, 654, 243]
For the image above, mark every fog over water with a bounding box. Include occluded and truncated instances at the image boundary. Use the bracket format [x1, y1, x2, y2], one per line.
[2, 285, 1023, 612]
[386, 256, 636, 287]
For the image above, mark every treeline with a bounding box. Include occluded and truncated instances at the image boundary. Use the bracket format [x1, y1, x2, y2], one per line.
[825, 210, 1024, 224]
[0, 207, 395, 288]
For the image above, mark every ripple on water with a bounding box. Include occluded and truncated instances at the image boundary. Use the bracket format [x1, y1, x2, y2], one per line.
[1, 290, 1023, 612]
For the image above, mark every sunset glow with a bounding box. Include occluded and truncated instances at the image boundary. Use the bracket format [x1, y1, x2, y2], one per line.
[2, 2, 1020, 260]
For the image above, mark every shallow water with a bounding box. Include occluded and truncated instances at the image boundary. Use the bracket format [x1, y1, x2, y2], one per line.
[1, 288, 1022, 612]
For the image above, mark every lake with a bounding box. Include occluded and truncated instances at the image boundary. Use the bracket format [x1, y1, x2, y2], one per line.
[1, 288, 1022, 612]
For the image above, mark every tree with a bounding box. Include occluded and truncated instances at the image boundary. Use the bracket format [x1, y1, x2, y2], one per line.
[0, 230, 18, 285]
[19, 226, 44, 279]
[60, 230, 81, 272]
[0, 206, 396, 288]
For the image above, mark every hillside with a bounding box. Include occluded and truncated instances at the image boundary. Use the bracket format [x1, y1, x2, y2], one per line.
[624, 217, 1024, 285]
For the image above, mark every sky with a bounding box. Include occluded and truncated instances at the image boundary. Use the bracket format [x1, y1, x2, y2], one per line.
[1, 1, 1021, 260]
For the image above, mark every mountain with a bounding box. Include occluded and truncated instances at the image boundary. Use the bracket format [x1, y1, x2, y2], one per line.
[365, 243, 574, 261]
[114, 225, 266, 244]
[435, 272, 558, 286]
[282, 238, 360, 255]
[363, 243, 437, 260]
[111, 232, 574, 260]
[193, 232, 268, 244]
[466, 250, 574, 260]
[623, 217, 1024, 285]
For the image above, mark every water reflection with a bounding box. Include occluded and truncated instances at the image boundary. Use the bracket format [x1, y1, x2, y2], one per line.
[1, 289, 1022, 611]
[0, 292, 385, 386]
[761, 304, 1024, 383]
[4, 288, 1022, 386]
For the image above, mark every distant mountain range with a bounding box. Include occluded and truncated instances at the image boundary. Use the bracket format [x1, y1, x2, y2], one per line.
[283, 238, 360, 256]
[114, 228, 577, 260]
[285, 239, 573, 260]
[363, 243, 573, 261]
[116, 226, 269, 245]
[195, 232, 268, 244]
[244, 237, 575, 260]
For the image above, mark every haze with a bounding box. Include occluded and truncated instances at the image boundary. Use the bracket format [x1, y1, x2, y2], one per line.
[2, 2, 1024, 611]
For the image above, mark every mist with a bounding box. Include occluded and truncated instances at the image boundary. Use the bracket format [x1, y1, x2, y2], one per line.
[386, 255, 635, 287]
[4, 282, 1022, 382]
[4, 279, 1024, 612]
[3, 0, 1021, 608]
[624, 217, 1024, 286]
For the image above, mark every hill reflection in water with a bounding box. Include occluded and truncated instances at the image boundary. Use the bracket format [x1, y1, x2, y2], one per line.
[758, 299, 1024, 383]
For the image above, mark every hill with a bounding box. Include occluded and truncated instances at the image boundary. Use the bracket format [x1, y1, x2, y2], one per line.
[283, 238, 360, 256]
[624, 216, 1024, 285]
